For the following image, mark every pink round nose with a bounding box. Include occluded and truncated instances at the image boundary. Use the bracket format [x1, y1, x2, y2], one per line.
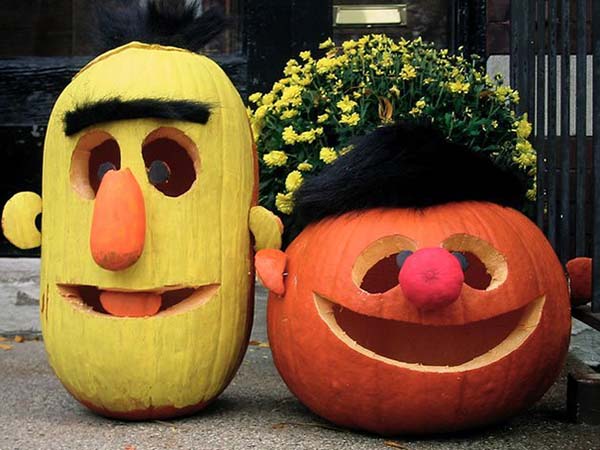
[398, 247, 464, 310]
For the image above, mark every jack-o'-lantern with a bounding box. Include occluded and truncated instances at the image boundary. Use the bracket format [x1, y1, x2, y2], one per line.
[2, 1, 281, 419]
[256, 123, 570, 435]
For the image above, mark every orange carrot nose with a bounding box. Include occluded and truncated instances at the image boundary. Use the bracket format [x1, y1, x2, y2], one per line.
[90, 168, 146, 271]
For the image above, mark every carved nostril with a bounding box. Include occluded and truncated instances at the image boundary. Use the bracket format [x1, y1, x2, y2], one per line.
[398, 247, 464, 310]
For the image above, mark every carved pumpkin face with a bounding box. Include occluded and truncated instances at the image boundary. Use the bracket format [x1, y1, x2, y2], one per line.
[266, 202, 571, 435]
[39, 43, 256, 418]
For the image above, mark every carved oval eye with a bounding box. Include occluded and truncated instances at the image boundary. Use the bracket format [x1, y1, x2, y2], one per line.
[142, 128, 198, 197]
[70, 130, 121, 199]
[443, 235, 507, 291]
[352, 235, 417, 294]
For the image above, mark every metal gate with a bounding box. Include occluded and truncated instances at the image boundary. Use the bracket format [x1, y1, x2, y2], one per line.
[510, 0, 600, 323]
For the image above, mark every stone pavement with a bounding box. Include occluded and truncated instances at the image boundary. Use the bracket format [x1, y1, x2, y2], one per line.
[1, 259, 600, 449]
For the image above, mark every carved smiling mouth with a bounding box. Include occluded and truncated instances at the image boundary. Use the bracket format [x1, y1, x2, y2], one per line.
[314, 294, 545, 371]
[57, 284, 220, 317]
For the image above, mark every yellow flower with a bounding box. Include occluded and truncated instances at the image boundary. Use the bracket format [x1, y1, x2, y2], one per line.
[448, 81, 470, 94]
[280, 85, 303, 107]
[297, 127, 323, 143]
[352, 90, 362, 99]
[389, 85, 400, 96]
[280, 109, 299, 120]
[495, 86, 513, 102]
[254, 105, 268, 121]
[282, 126, 298, 145]
[262, 93, 275, 106]
[340, 112, 360, 126]
[285, 170, 303, 192]
[248, 92, 262, 104]
[415, 99, 426, 109]
[320, 147, 338, 164]
[317, 113, 329, 123]
[319, 37, 335, 49]
[297, 162, 313, 171]
[516, 140, 534, 155]
[342, 40, 358, 52]
[275, 192, 294, 215]
[515, 115, 532, 139]
[409, 107, 422, 117]
[400, 64, 417, 80]
[263, 150, 288, 167]
[336, 95, 357, 113]
[283, 59, 301, 77]
[299, 50, 312, 61]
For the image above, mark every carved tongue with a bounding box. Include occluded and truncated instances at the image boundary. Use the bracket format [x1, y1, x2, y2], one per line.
[99, 291, 162, 317]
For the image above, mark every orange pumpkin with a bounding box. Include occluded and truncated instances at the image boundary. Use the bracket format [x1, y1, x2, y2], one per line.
[259, 202, 571, 435]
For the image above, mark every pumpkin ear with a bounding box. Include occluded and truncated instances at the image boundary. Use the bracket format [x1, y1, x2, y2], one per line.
[250, 206, 283, 251]
[255, 249, 287, 296]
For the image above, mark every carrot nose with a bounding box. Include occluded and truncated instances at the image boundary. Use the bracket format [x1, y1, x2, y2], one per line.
[398, 247, 464, 310]
[90, 168, 146, 271]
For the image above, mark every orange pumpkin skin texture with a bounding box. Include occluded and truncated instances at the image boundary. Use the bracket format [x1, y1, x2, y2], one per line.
[267, 202, 571, 435]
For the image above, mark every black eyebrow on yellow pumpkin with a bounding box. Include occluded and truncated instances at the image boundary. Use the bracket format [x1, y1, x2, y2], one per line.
[63, 98, 212, 136]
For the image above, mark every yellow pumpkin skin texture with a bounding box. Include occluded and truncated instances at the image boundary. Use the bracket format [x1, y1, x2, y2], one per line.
[40, 43, 256, 419]
[267, 203, 571, 435]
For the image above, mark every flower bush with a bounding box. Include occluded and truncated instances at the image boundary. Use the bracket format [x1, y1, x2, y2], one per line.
[248, 34, 536, 225]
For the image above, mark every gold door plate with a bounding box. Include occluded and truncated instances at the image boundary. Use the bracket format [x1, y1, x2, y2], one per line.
[333, 4, 408, 27]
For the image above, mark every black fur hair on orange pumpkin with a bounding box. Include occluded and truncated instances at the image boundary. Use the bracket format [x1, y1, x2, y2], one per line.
[295, 121, 526, 229]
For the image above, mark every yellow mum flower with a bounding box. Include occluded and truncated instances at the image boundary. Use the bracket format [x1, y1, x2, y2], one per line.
[283, 59, 301, 77]
[282, 126, 298, 145]
[280, 85, 303, 107]
[336, 95, 357, 113]
[317, 113, 329, 123]
[299, 50, 312, 61]
[495, 86, 512, 102]
[297, 127, 323, 143]
[280, 109, 299, 120]
[400, 64, 417, 80]
[448, 81, 470, 94]
[262, 93, 275, 106]
[340, 112, 361, 126]
[389, 85, 401, 96]
[320, 147, 338, 164]
[416, 99, 426, 109]
[319, 37, 335, 49]
[342, 40, 358, 52]
[515, 116, 532, 139]
[285, 170, 304, 192]
[248, 92, 262, 104]
[297, 162, 313, 171]
[254, 105, 268, 121]
[275, 192, 294, 215]
[263, 150, 288, 168]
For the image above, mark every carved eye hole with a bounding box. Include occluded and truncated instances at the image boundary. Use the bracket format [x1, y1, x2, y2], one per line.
[352, 236, 417, 294]
[70, 130, 121, 199]
[142, 128, 198, 197]
[443, 235, 507, 291]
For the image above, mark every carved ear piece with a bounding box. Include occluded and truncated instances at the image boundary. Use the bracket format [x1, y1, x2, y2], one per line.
[2, 192, 42, 249]
[249, 206, 283, 251]
[255, 248, 287, 296]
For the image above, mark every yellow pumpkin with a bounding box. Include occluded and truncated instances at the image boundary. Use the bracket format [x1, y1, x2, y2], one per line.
[3, 42, 281, 419]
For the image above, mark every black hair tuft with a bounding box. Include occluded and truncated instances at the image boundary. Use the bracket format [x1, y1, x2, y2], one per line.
[93, 0, 227, 53]
[294, 122, 527, 227]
